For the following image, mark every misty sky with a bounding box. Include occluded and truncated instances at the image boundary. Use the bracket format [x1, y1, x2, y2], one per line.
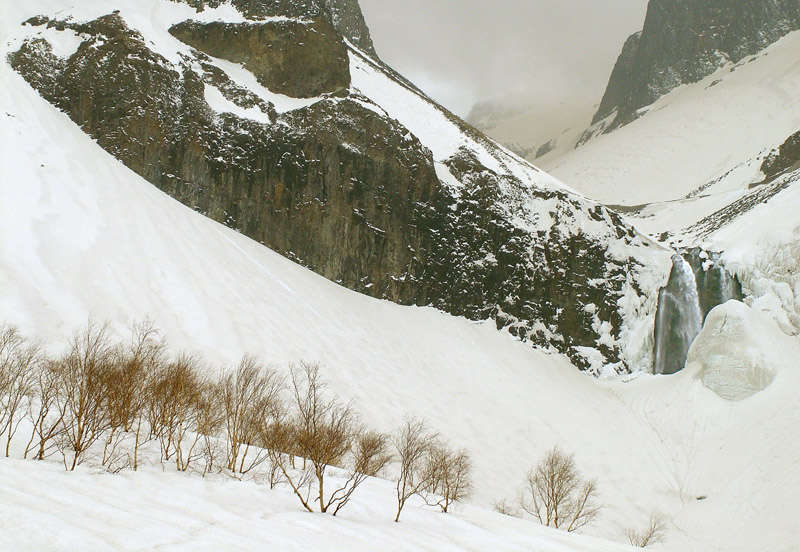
[359, 0, 649, 119]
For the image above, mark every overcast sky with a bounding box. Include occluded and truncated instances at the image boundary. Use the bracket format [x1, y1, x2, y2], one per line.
[359, 0, 649, 118]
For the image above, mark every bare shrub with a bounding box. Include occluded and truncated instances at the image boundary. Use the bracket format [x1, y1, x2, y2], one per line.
[25, 357, 64, 460]
[256, 387, 291, 489]
[519, 446, 601, 532]
[0, 325, 40, 457]
[420, 441, 472, 513]
[393, 417, 438, 522]
[259, 362, 385, 515]
[327, 428, 393, 516]
[147, 352, 205, 471]
[53, 322, 116, 470]
[122, 321, 168, 471]
[624, 513, 668, 547]
[100, 322, 168, 471]
[194, 378, 225, 476]
[221, 355, 282, 477]
[268, 362, 359, 513]
[493, 499, 521, 517]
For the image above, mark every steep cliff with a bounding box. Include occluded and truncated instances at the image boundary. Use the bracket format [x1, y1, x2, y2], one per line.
[178, 0, 378, 57]
[591, 0, 800, 132]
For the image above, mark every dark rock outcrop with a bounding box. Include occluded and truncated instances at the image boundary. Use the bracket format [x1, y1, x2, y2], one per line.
[535, 139, 557, 159]
[761, 130, 800, 179]
[177, 0, 378, 58]
[592, 0, 800, 131]
[591, 31, 641, 126]
[169, 20, 351, 98]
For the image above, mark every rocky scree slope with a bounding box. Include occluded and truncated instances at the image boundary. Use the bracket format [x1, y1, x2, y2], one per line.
[8, 0, 666, 372]
[587, 0, 800, 139]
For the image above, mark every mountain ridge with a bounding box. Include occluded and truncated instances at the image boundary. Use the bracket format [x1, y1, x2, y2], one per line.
[589, 0, 800, 134]
[7, 0, 668, 372]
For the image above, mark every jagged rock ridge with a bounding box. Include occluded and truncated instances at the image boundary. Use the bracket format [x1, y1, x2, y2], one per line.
[590, 0, 800, 134]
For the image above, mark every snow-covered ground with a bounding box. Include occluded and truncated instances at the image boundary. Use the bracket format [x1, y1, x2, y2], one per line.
[0, 454, 640, 552]
[2, 1, 800, 551]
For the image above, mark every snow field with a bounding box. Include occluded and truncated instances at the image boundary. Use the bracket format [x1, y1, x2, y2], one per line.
[0, 453, 638, 552]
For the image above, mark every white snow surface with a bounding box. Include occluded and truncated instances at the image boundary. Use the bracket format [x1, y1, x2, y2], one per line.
[0, 455, 638, 552]
[203, 83, 273, 123]
[2, 1, 800, 551]
[686, 300, 780, 400]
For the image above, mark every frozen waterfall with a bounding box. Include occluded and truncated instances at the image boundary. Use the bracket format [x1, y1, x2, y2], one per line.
[652, 249, 743, 375]
[653, 255, 704, 375]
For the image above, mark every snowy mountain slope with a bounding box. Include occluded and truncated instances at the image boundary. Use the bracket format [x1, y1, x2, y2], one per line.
[0, 52, 671, 539]
[3, 21, 800, 552]
[547, 29, 800, 239]
[4, 0, 671, 372]
[589, 0, 800, 134]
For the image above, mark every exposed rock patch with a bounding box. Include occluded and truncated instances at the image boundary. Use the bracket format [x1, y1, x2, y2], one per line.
[174, 0, 378, 58]
[591, 0, 800, 133]
[169, 20, 350, 98]
[761, 131, 800, 179]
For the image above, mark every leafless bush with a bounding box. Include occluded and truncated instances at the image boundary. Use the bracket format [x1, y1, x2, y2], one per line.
[53, 322, 116, 470]
[519, 446, 601, 532]
[0, 325, 40, 457]
[221, 355, 281, 477]
[122, 321, 168, 471]
[256, 387, 291, 489]
[393, 417, 438, 522]
[99, 322, 167, 471]
[266, 362, 359, 513]
[147, 352, 205, 471]
[25, 357, 63, 461]
[420, 440, 472, 513]
[624, 513, 668, 547]
[493, 499, 521, 517]
[327, 428, 392, 516]
[194, 378, 225, 476]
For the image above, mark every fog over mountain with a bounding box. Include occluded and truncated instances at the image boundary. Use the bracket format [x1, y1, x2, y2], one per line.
[359, 0, 648, 128]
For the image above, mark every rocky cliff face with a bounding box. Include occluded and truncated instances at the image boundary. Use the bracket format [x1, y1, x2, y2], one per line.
[591, 0, 800, 131]
[169, 19, 351, 97]
[9, 1, 666, 373]
[179, 0, 378, 57]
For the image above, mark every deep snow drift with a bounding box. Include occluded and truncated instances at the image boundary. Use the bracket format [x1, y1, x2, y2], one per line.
[2, 2, 800, 551]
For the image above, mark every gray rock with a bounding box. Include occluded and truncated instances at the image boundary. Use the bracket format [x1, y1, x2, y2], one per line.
[592, 0, 800, 132]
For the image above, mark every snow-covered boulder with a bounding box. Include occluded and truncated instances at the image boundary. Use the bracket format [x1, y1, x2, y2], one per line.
[686, 300, 781, 400]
